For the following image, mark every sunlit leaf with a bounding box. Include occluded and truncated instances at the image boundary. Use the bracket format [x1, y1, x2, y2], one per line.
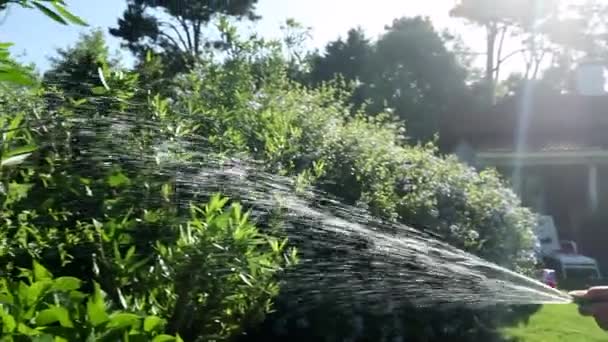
[107, 312, 140, 329]
[51, 2, 87, 26]
[107, 171, 131, 188]
[87, 283, 109, 327]
[143, 315, 164, 332]
[51, 277, 82, 292]
[152, 335, 177, 342]
[33, 261, 52, 281]
[31, 2, 68, 25]
[1, 152, 32, 167]
[36, 306, 73, 327]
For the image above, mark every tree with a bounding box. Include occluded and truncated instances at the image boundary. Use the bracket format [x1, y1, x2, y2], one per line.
[109, 0, 259, 75]
[309, 28, 373, 86]
[450, 0, 560, 103]
[308, 17, 471, 143]
[43, 29, 119, 98]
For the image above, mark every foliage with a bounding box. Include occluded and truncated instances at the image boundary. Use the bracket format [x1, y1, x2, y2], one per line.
[0, 261, 180, 341]
[158, 25, 540, 340]
[110, 0, 260, 75]
[0, 7, 553, 341]
[308, 17, 471, 142]
[0, 31, 296, 341]
[450, 0, 560, 101]
[44, 29, 120, 97]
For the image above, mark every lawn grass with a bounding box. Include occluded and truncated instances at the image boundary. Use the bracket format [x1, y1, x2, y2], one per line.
[503, 304, 607, 341]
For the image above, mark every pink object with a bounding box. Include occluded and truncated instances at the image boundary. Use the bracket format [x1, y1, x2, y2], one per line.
[541, 269, 557, 288]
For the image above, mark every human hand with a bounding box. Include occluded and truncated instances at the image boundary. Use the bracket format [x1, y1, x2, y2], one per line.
[570, 286, 608, 331]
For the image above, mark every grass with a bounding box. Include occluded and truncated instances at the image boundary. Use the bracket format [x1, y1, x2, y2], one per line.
[503, 304, 607, 341]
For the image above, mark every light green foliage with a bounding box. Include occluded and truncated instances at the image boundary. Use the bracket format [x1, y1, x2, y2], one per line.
[0, 30, 297, 340]
[141, 195, 297, 341]
[169, 25, 536, 272]
[0, 261, 180, 341]
[0, 13, 542, 342]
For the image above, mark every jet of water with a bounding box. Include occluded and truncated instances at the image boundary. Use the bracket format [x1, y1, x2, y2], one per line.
[58, 109, 573, 317]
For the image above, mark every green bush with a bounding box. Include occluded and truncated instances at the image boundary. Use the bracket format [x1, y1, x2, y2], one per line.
[163, 30, 539, 341]
[0, 261, 180, 341]
[0, 22, 539, 341]
[0, 55, 297, 341]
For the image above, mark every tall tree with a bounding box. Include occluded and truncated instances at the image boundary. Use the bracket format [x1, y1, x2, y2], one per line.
[308, 17, 471, 143]
[43, 29, 118, 98]
[309, 28, 373, 86]
[110, 0, 259, 74]
[450, 0, 560, 103]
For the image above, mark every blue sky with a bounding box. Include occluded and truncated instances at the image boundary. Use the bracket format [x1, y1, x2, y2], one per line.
[3, 0, 482, 72]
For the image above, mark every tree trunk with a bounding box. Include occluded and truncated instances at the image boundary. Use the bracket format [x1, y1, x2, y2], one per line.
[486, 23, 498, 105]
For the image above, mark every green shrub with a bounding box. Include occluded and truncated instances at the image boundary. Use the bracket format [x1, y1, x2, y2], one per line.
[0, 261, 180, 341]
[165, 31, 539, 340]
[0, 57, 297, 341]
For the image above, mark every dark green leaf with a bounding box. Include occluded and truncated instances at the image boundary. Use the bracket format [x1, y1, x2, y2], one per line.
[31, 2, 68, 25]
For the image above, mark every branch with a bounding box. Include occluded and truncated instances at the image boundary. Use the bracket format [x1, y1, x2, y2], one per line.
[177, 15, 193, 54]
[159, 31, 183, 53]
[159, 21, 190, 52]
[495, 26, 508, 81]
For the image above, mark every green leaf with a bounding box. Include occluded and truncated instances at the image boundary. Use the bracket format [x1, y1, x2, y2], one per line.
[26, 280, 52, 307]
[31, 2, 68, 25]
[51, 277, 82, 292]
[92, 219, 103, 231]
[152, 335, 177, 342]
[33, 261, 52, 281]
[50, 2, 87, 26]
[90, 86, 108, 95]
[0, 69, 35, 86]
[1, 153, 32, 167]
[36, 306, 73, 327]
[143, 316, 164, 333]
[107, 172, 131, 188]
[4, 182, 33, 205]
[87, 283, 109, 327]
[107, 313, 140, 329]
[32, 334, 54, 342]
[17, 322, 38, 335]
[4, 145, 37, 159]
[0, 310, 16, 333]
[239, 273, 253, 287]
